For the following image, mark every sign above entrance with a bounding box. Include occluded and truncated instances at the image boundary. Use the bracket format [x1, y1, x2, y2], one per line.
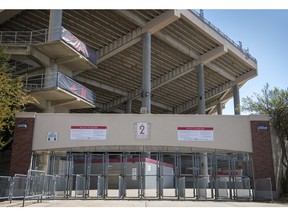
[177, 127, 214, 141]
[70, 126, 107, 140]
[134, 122, 151, 140]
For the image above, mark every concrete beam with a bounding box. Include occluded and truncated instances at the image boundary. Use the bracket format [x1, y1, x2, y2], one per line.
[194, 45, 227, 65]
[75, 76, 173, 112]
[115, 10, 146, 27]
[51, 99, 76, 107]
[29, 47, 51, 67]
[174, 69, 257, 113]
[4, 45, 30, 56]
[206, 62, 236, 81]
[74, 76, 129, 96]
[56, 56, 81, 64]
[180, 10, 257, 70]
[116, 10, 235, 83]
[4, 45, 51, 68]
[143, 10, 181, 34]
[102, 60, 195, 112]
[155, 32, 234, 80]
[0, 10, 22, 24]
[97, 10, 180, 64]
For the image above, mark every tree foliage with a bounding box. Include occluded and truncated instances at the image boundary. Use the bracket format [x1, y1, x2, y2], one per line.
[0, 46, 37, 150]
[242, 83, 288, 191]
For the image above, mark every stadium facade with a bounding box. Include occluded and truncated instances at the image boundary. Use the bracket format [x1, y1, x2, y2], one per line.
[0, 9, 279, 200]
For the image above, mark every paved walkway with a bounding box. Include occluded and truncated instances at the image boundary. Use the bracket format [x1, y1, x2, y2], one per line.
[1, 199, 288, 207]
[1, 199, 287, 216]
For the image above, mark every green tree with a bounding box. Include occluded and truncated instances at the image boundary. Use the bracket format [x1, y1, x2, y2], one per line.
[242, 83, 288, 192]
[0, 46, 36, 150]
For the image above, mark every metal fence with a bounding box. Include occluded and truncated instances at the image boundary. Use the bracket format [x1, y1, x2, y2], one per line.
[75, 175, 86, 197]
[254, 178, 273, 201]
[0, 174, 265, 203]
[10, 174, 27, 201]
[0, 154, 272, 204]
[0, 176, 12, 200]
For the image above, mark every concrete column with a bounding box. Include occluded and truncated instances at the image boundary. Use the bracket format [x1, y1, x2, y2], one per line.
[196, 64, 208, 182]
[217, 102, 222, 115]
[142, 32, 151, 114]
[233, 84, 241, 115]
[48, 9, 63, 42]
[200, 153, 209, 176]
[44, 100, 55, 113]
[197, 64, 205, 114]
[44, 59, 58, 88]
[36, 152, 50, 172]
[126, 100, 132, 113]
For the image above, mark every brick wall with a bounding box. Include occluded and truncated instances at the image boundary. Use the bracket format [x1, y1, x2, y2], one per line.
[251, 121, 276, 190]
[9, 117, 35, 176]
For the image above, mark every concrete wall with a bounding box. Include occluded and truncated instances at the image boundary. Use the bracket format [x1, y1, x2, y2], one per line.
[28, 113, 269, 153]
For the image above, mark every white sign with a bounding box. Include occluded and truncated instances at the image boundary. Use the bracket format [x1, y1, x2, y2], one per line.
[47, 131, 58, 142]
[135, 122, 150, 139]
[132, 168, 137, 180]
[177, 127, 214, 141]
[70, 126, 107, 140]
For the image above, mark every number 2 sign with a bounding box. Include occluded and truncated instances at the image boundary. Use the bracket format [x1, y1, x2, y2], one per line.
[135, 122, 150, 139]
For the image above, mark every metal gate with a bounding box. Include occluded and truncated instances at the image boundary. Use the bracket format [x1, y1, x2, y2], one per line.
[45, 152, 253, 200]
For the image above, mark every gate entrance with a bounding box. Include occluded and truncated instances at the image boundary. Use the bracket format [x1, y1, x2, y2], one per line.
[47, 152, 253, 200]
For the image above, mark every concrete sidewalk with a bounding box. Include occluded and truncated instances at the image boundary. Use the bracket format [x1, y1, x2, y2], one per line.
[1, 199, 288, 207]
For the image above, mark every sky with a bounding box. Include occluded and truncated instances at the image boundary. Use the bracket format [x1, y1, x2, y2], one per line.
[2, 1, 288, 115]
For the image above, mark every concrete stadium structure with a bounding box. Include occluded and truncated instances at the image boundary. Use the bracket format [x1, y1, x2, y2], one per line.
[0, 9, 279, 201]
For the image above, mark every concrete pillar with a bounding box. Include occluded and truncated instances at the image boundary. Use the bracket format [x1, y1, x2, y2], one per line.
[233, 84, 241, 115]
[196, 64, 208, 181]
[36, 152, 50, 172]
[126, 100, 132, 113]
[200, 153, 209, 176]
[217, 102, 222, 115]
[197, 64, 205, 114]
[142, 32, 151, 114]
[48, 9, 63, 42]
[44, 100, 55, 113]
[44, 59, 58, 88]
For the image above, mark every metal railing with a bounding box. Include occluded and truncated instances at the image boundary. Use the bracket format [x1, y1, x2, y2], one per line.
[9, 174, 27, 201]
[18, 71, 96, 105]
[22, 170, 46, 206]
[190, 10, 257, 63]
[0, 173, 263, 204]
[0, 29, 49, 45]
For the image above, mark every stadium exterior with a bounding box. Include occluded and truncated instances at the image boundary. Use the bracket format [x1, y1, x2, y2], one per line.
[0, 9, 280, 200]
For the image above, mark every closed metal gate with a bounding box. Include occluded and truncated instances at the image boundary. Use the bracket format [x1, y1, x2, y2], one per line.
[44, 152, 253, 201]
